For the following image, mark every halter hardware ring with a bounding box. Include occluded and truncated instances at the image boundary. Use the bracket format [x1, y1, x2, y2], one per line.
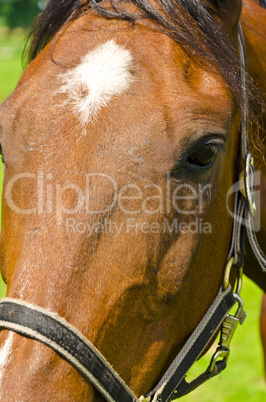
[223, 257, 243, 294]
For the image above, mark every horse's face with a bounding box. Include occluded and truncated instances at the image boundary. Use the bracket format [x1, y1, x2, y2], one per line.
[0, 11, 241, 401]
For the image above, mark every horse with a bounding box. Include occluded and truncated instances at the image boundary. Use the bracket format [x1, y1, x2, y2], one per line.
[0, 0, 265, 400]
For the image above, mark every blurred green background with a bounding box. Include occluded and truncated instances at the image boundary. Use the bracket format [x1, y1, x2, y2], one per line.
[0, 2, 265, 400]
[0, 0, 43, 296]
[0, 1, 41, 301]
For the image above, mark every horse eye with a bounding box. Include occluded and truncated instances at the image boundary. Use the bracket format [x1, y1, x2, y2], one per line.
[187, 144, 218, 167]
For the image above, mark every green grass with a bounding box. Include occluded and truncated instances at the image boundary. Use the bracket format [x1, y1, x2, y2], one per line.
[0, 28, 265, 401]
[0, 26, 25, 103]
[0, 276, 5, 298]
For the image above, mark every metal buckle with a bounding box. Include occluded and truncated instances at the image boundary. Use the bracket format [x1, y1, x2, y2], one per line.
[239, 153, 256, 215]
[208, 293, 247, 373]
[209, 258, 247, 373]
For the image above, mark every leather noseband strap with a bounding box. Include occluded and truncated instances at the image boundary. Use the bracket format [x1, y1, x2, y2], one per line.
[0, 286, 235, 402]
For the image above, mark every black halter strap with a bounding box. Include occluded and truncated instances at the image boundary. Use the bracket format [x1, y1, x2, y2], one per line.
[0, 298, 137, 402]
[0, 25, 265, 402]
[0, 287, 236, 402]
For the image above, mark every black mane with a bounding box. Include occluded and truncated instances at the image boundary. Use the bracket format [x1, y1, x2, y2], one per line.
[24, 0, 263, 124]
[26, 0, 231, 66]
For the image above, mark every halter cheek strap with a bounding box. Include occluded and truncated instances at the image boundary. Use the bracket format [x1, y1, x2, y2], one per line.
[228, 25, 266, 273]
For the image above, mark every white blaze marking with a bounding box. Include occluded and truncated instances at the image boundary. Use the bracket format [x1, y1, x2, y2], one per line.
[0, 333, 14, 368]
[0, 332, 15, 393]
[59, 40, 134, 127]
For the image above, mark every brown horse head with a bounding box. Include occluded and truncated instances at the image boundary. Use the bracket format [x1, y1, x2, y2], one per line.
[0, 0, 264, 400]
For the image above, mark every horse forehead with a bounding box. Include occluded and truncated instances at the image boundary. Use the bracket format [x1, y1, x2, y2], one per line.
[54, 37, 231, 128]
[0, 31, 232, 142]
